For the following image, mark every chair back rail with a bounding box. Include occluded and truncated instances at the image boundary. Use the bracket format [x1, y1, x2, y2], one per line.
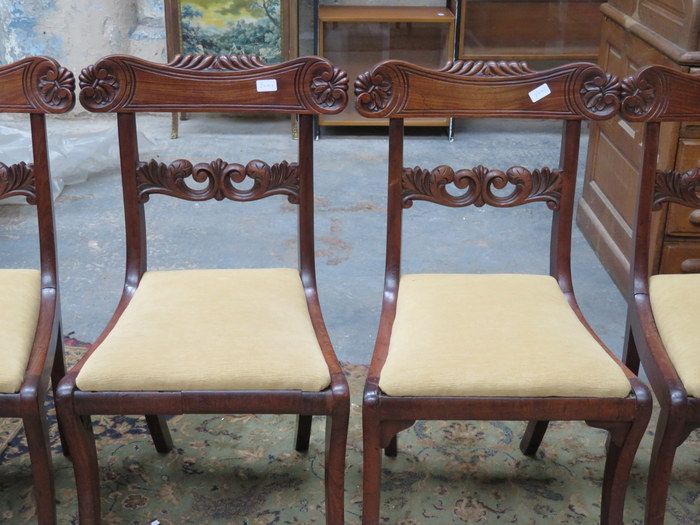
[79, 54, 347, 115]
[355, 60, 619, 120]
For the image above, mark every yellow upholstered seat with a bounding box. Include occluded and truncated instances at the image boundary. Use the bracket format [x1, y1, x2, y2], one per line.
[649, 273, 700, 397]
[379, 273, 631, 398]
[76, 268, 331, 392]
[0, 269, 41, 394]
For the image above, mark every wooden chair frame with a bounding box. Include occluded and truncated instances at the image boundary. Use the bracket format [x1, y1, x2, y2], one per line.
[0, 56, 75, 524]
[56, 54, 350, 524]
[355, 60, 652, 525]
[621, 65, 700, 525]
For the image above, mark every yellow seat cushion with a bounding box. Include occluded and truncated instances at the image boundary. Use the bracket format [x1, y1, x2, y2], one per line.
[76, 268, 331, 392]
[0, 269, 41, 394]
[649, 273, 700, 397]
[378, 274, 631, 398]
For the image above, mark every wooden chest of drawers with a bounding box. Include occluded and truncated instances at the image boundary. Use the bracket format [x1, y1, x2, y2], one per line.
[577, 1, 700, 290]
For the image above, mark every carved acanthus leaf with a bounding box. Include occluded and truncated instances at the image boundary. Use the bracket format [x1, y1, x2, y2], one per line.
[402, 164, 562, 209]
[38, 66, 75, 107]
[653, 168, 700, 209]
[0, 162, 36, 203]
[79, 65, 119, 105]
[311, 67, 348, 109]
[168, 54, 266, 71]
[136, 158, 300, 203]
[438, 60, 534, 77]
[621, 76, 656, 117]
[580, 73, 620, 112]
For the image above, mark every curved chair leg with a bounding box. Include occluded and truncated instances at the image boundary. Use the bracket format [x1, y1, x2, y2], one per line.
[520, 420, 549, 456]
[57, 407, 101, 525]
[324, 409, 349, 525]
[295, 414, 313, 452]
[645, 410, 685, 525]
[23, 409, 56, 525]
[362, 413, 382, 525]
[145, 414, 173, 453]
[51, 334, 69, 457]
[622, 322, 641, 375]
[590, 416, 649, 525]
[384, 434, 397, 457]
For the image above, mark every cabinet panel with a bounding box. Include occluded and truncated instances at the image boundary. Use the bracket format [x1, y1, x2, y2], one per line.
[458, 0, 603, 60]
[319, 6, 454, 127]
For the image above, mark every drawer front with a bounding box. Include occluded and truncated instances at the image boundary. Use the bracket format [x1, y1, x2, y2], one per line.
[659, 241, 700, 273]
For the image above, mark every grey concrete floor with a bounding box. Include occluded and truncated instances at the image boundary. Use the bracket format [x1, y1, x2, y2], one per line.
[0, 113, 627, 364]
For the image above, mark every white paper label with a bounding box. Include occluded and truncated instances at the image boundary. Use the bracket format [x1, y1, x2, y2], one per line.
[256, 79, 277, 92]
[528, 83, 551, 103]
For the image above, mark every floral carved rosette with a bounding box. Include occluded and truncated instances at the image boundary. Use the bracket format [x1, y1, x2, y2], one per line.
[79, 57, 131, 112]
[302, 58, 348, 115]
[12, 57, 76, 113]
[620, 67, 666, 121]
[354, 63, 400, 118]
[573, 65, 620, 120]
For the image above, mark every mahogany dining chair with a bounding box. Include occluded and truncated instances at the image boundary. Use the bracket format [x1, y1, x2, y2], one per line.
[0, 56, 74, 524]
[355, 59, 652, 525]
[56, 53, 350, 524]
[621, 65, 700, 525]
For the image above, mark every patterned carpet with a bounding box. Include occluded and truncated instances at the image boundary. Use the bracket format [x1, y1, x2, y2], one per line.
[0, 345, 699, 524]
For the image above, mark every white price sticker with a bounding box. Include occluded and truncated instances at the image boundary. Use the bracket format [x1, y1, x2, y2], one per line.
[528, 83, 551, 103]
[256, 79, 278, 92]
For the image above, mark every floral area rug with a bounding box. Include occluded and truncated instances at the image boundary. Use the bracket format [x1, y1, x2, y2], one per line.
[1, 345, 700, 524]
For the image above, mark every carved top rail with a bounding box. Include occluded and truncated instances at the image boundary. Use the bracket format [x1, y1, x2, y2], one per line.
[79, 54, 348, 115]
[136, 158, 300, 204]
[402, 164, 563, 210]
[621, 65, 700, 122]
[355, 60, 619, 120]
[0, 56, 75, 114]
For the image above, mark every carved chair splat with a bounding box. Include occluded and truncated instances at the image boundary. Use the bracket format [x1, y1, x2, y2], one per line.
[355, 59, 652, 525]
[55, 54, 350, 525]
[620, 65, 700, 525]
[0, 56, 75, 525]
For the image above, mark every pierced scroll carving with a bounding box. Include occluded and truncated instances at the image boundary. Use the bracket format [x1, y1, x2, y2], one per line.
[402, 165, 562, 210]
[621, 75, 656, 117]
[354, 71, 392, 112]
[438, 60, 534, 76]
[136, 158, 300, 203]
[311, 67, 348, 109]
[167, 54, 266, 71]
[38, 66, 75, 108]
[79, 65, 119, 106]
[0, 162, 36, 203]
[580, 73, 620, 113]
[653, 168, 700, 209]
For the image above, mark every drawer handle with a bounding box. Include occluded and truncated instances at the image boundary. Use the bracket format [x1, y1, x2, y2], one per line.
[681, 258, 700, 273]
[689, 210, 700, 226]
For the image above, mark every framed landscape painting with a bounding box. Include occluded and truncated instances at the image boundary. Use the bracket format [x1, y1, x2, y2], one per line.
[165, 0, 298, 64]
